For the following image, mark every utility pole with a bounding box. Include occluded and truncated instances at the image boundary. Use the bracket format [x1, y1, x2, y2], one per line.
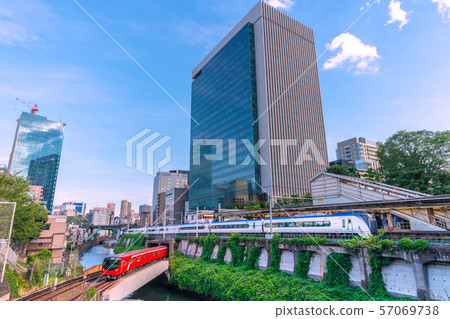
[269, 196, 273, 234]
[163, 209, 166, 241]
[0, 202, 16, 283]
[196, 207, 199, 237]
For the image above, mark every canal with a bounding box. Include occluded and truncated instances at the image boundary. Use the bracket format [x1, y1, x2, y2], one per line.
[79, 245, 201, 301]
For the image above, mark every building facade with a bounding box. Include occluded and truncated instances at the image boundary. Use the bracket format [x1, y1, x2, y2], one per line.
[8, 112, 65, 212]
[152, 170, 188, 210]
[27, 215, 67, 264]
[336, 137, 382, 170]
[164, 188, 189, 226]
[28, 185, 43, 204]
[138, 204, 152, 226]
[120, 200, 131, 224]
[61, 201, 86, 216]
[189, 2, 328, 210]
[59, 202, 78, 216]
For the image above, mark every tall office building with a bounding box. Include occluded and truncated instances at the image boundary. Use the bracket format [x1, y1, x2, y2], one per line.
[138, 204, 152, 226]
[152, 170, 189, 210]
[336, 137, 382, 170]
[8, 112, 65, 212]
[120, 200, 131, 223]
[189, 2, 328, 210]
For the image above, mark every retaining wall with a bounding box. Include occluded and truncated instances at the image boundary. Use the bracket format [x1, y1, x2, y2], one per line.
[177, 240, 450, 300]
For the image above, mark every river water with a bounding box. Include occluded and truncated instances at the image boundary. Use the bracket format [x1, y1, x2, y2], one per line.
[78, 245, 201, 301]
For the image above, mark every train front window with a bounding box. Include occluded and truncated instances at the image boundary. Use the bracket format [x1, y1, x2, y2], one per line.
[102, 257, 120, 271]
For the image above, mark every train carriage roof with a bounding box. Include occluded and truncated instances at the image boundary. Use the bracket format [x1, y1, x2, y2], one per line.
[108, 246, 166, 259]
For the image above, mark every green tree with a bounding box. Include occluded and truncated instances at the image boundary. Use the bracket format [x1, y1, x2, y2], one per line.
[0, 174, 48, 243]
[363, 168, 382, 182]
[326, 164, 360, 178]
[377, 130, 450, 195]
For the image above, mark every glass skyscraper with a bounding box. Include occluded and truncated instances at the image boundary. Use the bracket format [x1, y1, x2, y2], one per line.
[189, 23, 262, 210]
[189, 2, 328, 210]
[8, 112, 65, 212]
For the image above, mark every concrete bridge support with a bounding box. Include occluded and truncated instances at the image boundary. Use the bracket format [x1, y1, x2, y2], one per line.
[102, 260, 169, 301]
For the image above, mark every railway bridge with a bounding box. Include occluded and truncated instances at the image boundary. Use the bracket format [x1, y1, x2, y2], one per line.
[101, 260, 169, 300]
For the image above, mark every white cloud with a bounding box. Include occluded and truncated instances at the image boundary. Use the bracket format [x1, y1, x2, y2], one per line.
[431, 0, 450, 21]
[264, 0, 295, 10]
[386, 0, 410, 29]
[0, 6, 39, 46]
[175, 21, 229, 50]
[323, 33, 380, 75]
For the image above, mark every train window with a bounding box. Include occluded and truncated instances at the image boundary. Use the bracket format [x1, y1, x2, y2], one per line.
[324, 221, 331, 227]
[304, 221, 313, 227]
[342, 219, 346, 228]
[314, 221, 324, 227]
[157, 251, 159, 255]
[348, 219, 352, 224]
[137, 256, 140, 261]
[153, 252, 155, 256]
[253, 223, 255, 229]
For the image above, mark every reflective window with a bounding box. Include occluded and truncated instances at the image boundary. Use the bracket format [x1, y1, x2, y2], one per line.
[189, 23, 262, 210]
[9, 112, 65, 212]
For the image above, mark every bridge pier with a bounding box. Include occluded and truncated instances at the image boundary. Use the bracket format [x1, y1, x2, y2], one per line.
[102, 260, 169, 301]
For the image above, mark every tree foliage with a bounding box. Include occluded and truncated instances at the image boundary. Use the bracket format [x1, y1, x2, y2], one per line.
[0, 174, 48, 243]
[326, 164, 361, 178]
[377, 130, 450, 195]
[363, 168, 382, 182]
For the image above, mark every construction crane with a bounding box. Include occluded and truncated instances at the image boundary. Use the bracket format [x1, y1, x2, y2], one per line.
[16, 98, 38, 114]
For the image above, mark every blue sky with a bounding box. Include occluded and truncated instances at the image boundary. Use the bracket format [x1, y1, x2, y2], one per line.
[0, 0, 449, 212]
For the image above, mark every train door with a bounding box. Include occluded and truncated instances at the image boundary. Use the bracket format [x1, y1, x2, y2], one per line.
[341, 218, 346, 232]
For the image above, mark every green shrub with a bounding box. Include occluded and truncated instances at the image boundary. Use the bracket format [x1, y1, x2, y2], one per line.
[114, 233, 146, 254]
[86, 287, 96, 300]
[27, 249, 52, 264]
[381, 239, 393, 249]
[269, 233, 282, 271]
[325, 253, 352, 286]
[5, 265, 20, 298]
[243, 247, 261, 270]
[398, 238, 413, 250]
[216, 245, 227, 265]
[295, 251, 313, 279]
[200, 234, 220, 261]
[411, 239, 429, 253]
[169, 253, 405, 301]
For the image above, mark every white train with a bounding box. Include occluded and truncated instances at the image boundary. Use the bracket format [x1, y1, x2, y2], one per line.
[124, 211, 377, 238]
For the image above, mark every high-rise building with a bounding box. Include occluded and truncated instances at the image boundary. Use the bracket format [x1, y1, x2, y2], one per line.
[107, 203, 115, 225]
[139, 204, 152, 226]
[189, 2, 328, 210]
[164, 188, 189, 226]
[120, 200, 131, 223]
[8, 112, 65, 212]
[336, 137, 382, 170]
[152, 170, 188, 210]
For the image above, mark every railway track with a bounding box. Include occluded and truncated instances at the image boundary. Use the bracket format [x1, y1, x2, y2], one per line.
[69, 279, 114, 301]
[16, 271, 102, 301]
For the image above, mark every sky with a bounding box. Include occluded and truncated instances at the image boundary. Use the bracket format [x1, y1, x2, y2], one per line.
[0, 0, 449, 213]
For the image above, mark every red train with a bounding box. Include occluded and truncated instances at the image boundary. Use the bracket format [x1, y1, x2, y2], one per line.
[101, 246, 167, 280]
